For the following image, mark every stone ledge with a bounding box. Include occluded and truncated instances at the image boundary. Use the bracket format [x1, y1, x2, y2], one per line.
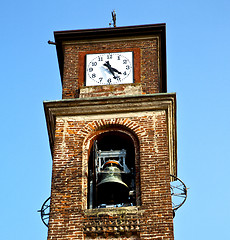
[84, 206, 139, 216]
[79, 83, 142, 99]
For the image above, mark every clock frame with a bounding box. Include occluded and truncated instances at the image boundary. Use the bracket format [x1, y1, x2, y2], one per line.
[85, 51, 134, 86]
[78, 48, 141, 89]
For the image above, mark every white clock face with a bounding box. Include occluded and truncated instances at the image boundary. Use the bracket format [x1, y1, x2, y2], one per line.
[85, 52, 133, 86]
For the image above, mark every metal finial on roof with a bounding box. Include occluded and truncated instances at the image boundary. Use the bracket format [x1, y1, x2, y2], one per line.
[111, 10, 117, 27]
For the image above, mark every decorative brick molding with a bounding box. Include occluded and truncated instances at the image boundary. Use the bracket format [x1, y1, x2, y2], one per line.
[83, 207, 142, 238]
[79, 118, 146, 139]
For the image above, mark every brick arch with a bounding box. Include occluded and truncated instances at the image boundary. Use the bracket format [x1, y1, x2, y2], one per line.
[78, 118, 147, 141]
[80, 118, 145, 209]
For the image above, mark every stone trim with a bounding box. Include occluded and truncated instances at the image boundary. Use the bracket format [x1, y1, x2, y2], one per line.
[44, 93, 177, 176]
[83, 207, 142, 238]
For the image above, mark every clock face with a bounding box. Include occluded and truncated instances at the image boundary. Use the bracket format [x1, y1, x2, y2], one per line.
[85, 52, 133, 86]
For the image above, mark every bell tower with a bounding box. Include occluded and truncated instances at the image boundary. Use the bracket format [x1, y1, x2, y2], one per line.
[40, 23, 187, 239]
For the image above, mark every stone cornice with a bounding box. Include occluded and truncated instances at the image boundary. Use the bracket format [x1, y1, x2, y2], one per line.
[44, 93, 177, 176]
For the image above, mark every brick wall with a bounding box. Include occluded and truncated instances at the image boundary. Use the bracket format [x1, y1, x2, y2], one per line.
[46, 24, 174, 239]
[61, 38, 161, 99]
[47, 111, 174, 239]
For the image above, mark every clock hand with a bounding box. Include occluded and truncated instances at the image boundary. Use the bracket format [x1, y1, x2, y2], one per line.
[103, 61, 121, 78]
[103, 61, 116, 78]
[111, 67, 121, 75]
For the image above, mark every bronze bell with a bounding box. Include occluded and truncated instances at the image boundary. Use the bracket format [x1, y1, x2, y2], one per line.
[97, 161, 129, 205]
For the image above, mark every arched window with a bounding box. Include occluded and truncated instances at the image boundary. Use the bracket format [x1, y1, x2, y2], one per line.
[87, 129, 137, 209]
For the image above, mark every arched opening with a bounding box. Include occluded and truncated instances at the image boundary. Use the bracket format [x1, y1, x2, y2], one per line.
[87, 129, 137, 209]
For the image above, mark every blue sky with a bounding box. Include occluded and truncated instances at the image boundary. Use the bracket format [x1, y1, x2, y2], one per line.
[1, 0, 230, 239]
